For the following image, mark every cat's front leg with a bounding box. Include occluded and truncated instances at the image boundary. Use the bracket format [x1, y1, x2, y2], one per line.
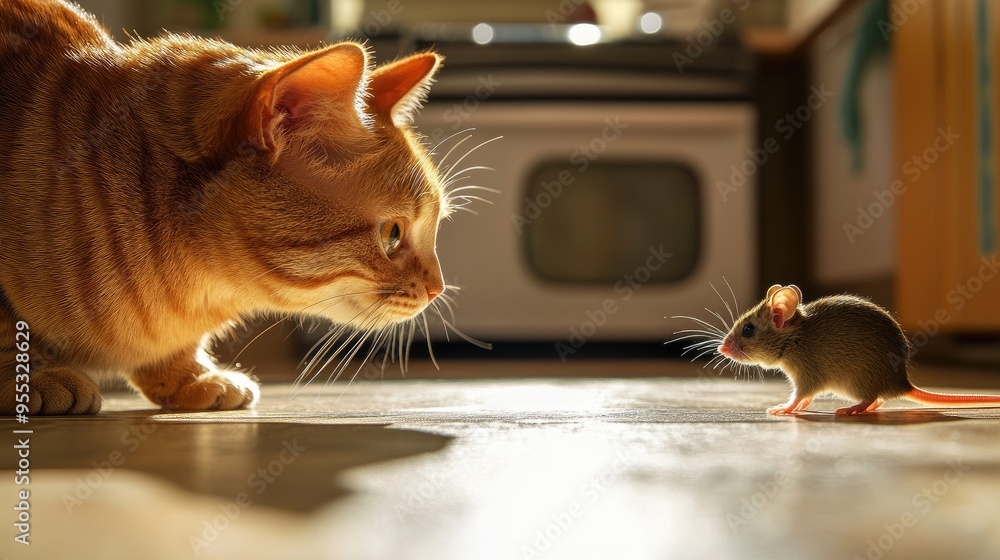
[0, 308, 101, 415]
[126, 346, 259, 411]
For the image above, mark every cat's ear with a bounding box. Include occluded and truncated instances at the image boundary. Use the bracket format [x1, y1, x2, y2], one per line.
[368, 53, 442, 126]
[249, 42, 370, 152]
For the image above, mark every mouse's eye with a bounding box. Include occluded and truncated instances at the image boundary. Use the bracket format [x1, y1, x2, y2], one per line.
[741, 323, 756, 338]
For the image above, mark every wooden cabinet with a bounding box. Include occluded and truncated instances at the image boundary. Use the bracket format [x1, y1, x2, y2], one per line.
[895, 0, 1000, 331]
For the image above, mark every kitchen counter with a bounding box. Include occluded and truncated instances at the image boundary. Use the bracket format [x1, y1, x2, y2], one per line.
[2, 364, 999, 559]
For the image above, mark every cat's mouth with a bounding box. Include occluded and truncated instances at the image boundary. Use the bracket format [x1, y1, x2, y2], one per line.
[340, 291, 430, 328]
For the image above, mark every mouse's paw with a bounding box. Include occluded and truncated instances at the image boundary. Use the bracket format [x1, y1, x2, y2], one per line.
[767, 396, 812, 416]
[835, 399, 882, 416]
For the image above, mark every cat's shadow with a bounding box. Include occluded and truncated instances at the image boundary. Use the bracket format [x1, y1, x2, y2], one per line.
[10, 416, 450, 513]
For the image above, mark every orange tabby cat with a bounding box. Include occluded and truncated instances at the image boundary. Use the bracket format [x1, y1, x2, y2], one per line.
[0, 0, 450, 414]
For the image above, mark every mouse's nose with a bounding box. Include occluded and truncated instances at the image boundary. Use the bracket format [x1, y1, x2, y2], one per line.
[718, 339, 733, 356]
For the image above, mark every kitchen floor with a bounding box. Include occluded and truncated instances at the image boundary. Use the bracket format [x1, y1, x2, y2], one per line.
[2, 360, 1000, 560]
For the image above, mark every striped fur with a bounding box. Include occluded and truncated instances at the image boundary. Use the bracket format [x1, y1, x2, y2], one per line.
[0, 0, 447, 414]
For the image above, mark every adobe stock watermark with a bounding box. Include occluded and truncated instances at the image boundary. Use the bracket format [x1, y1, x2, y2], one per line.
[544, 0, 590, 27]
[877, 0, 929, 40]
[717, 84, 834, 201]
[189, 439, 306, 555]
[425, 73, 501, 147]
[852, 457, 970, 560]
[724, 429, 843, 533]
[844, 126, 960, 244]
[519, 450, 631, 559]
[887, 254, 999, 367]
[673, 0, 751, 73]
[357, 0, 414, 38]
[555, 245, 672, 361]
[393, 461, 460, 522]
[61, 423, 158, 513]
[511, 116, 629, 233]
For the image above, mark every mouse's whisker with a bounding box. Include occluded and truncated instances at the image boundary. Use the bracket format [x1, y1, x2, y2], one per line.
[710, 281, 736, 326]
[723, 276, 741, 317]
[672, 328, 719, 336]
[703, 307, 731, 333]
[682, 339, 721, 353]
[688, 346, 721, 362]
[671, 333, 716, 345]
[704, 354, 726, 371]
[671, 316, 726, 336]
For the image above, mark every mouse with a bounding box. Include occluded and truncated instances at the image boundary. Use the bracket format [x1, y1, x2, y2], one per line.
[716, 284, 1000, 415]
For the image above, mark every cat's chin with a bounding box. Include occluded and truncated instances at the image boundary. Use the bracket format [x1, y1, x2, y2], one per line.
[315, 298, 428, 330]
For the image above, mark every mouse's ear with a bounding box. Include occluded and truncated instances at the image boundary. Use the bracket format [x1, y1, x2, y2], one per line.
[770, 286, 801, 329]
[766, 284, 782, 300]
[787, 284, 803, 302]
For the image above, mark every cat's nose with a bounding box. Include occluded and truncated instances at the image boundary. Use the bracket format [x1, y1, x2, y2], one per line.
[426, 286, 441, 302]
[426, 275, 444, 303]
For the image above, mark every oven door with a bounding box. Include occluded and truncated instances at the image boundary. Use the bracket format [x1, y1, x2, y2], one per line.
[417, 102, 756, 342]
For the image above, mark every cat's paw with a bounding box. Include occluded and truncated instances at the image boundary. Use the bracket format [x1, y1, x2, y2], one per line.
[1, 367, 103, 415]
[163, 371, 259, 411]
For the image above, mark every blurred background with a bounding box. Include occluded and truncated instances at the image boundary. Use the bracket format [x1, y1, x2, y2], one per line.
[76, 0, 1000, 379]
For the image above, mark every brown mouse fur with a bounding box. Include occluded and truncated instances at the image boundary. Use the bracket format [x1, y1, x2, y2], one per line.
[718, 285, 1000, 415]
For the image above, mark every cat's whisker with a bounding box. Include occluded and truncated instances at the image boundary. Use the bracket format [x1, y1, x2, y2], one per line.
[442, 136, 502, 186]
[449, 194, 494, 205]
[442, 166, 496, 186]
[429, 305, 451, 343]
[338, 322, 392, 398]
[449, 205, 480, 216]
[440, 318, 492, 350]
[317, 303, 387, 395]
[436, 291, 459, 323]
[418, 313, 439, 370]
[230, 289, 395, 367]
[290, 297, 387, 397]
[426, 127, 475, 164]
[403, 320, 416, 374]
[437, 134, 474, 173]
[445, 184, 501, 196]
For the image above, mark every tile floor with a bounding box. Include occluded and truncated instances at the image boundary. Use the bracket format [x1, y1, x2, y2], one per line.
[2, 361, 999, 560]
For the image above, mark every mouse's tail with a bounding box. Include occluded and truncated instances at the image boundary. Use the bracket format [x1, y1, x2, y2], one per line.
[905, 387, 1000, 406]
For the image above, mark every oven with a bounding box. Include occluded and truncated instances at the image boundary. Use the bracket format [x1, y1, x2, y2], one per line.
[411, 25, 758, 349]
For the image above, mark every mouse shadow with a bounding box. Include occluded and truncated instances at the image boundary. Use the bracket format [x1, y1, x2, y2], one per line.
[789, 408, 998, 425]
[4, 416, 451, 513]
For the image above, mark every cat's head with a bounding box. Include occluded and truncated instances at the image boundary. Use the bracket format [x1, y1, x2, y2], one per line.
[201, 44, 453, 329]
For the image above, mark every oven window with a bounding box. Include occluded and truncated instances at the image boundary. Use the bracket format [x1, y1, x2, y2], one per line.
[523, 162, 700, 284]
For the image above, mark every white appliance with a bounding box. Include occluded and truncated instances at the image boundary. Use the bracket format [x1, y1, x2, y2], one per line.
[418, 99, 756, 343]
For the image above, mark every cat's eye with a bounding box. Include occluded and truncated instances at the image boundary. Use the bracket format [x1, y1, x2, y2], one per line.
[741, 323, 756, 338]
[380, 220, 404, 255]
